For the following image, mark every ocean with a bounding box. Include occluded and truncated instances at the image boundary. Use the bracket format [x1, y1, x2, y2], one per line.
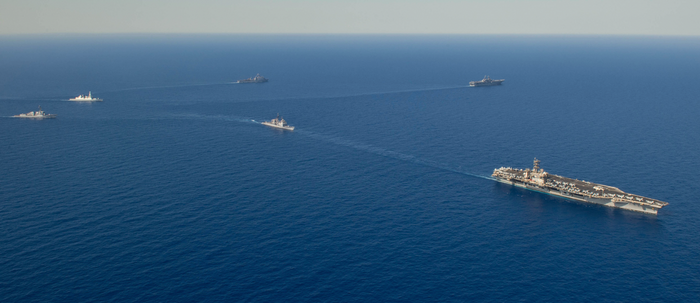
[1, 34, 699, 302]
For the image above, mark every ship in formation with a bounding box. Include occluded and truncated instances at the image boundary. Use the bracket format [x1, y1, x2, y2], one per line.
[237, 74, 268, 83]
[69, 91, 103, 101]
[13, 106, 56, 119]
[261, 114, 294, 131]
[470, 75, 504, 87]
[492, 158, 669, 214]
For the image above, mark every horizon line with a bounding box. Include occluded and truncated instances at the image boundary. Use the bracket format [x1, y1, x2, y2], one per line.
[2, 33, 700, 38]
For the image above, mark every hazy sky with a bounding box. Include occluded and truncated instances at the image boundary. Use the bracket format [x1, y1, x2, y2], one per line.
[1, 0, 698, 36]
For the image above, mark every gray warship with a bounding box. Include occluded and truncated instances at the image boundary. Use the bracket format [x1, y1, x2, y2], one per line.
[261, 114, 294, 131]
[469, 75, 504, 87]
[13, 106, 56, 119]
[237, 74, 268, 83]
[492, 158, 669, 214]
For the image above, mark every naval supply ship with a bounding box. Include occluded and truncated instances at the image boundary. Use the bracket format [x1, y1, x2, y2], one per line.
[261, 114, 294, 131]
[237, 74, 268, 83]
[13, 106, 56, 119]
[470, 75, 504, 87]
[492, 158, 669, 214]
[69, 91, 103, 101]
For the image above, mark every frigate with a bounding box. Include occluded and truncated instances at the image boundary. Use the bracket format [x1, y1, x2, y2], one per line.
[492, 158, 669, 214]
[13, 106, 56, 119]
[69, 91, 103, 101]
[470, 75, 504, 87]
[261, 114, 294, 131]
[237, 74, 268, 83]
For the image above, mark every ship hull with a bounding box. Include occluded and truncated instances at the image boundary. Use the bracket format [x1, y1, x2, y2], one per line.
[261, 122, 294, 131]
[69, 99, 103, 102]
[13, 114, 56, 119]
[494, 178, 659, 214]
[470, 81, 504, 87]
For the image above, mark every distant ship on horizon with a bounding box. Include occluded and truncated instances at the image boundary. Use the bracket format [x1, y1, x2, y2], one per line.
[69, 91, 103, 101]
[261, 114, 294, 131]
[13, 105, 56, 119]
[470, 76, 504, 87]
[237, 74, 268, 83]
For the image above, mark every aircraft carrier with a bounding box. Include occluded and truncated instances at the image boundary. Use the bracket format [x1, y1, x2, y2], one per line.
[492, 158, 669, 214]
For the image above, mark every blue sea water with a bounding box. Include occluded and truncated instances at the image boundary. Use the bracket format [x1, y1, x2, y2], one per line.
[1, 34, 700, 302]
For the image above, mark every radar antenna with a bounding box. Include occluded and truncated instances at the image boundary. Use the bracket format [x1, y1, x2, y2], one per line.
[533, 158, 541, 171]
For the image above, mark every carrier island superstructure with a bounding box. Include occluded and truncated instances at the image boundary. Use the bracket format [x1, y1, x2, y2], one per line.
[492, 158, 669, 214]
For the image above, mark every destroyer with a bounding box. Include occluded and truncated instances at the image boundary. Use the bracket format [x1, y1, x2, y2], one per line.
[261, 114, 294, 131]
[69, 91, 103, 101]
[469, 75, 504, 87]
[237, 74, 268, 83]
[13, 106, 56, 119]
[492, 158, 668, 214]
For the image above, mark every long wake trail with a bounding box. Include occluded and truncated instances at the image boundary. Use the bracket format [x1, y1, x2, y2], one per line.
[294, 129, 494, 182]
[166, 113, 261, 124]
[247, 85, 469, 103]
[0, 84, 469, 103]
[101, 82, 231, 93]
[163, 113, 493, 181]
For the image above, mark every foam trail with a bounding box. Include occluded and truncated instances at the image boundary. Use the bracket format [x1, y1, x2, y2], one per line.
[0, 98, 68, 102]
[331, 85, 468, 99]
[247, 85, 468, 103]
[103, 82, 230, 93]
[167, 113, 260, 124]
[148, 114, 491, 180]
[295, 129, 492, 181]
[1, 84, 467, 103]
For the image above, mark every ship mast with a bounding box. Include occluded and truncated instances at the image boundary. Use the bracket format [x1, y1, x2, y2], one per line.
[533, 158, 541, 172]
